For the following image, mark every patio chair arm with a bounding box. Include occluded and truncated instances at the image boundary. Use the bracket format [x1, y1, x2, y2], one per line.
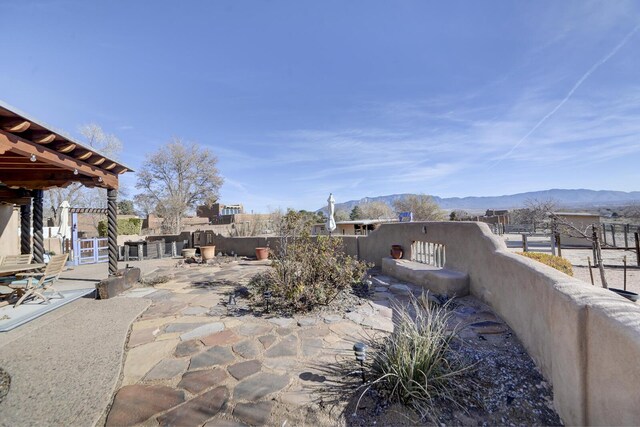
[15, 272, 43, 278]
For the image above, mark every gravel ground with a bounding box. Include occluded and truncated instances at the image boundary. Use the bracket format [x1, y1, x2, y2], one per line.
[268, 271, 563, 426]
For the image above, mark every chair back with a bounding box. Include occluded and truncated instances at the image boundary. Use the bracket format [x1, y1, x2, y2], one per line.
[1, 254, 33, 266]
[41, 254, 69, 283]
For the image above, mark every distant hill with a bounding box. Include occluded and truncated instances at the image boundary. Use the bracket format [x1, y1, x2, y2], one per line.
[320, 189, 640, 214]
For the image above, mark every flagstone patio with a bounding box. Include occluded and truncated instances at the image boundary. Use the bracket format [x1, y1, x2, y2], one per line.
[105, 260, 397, 426]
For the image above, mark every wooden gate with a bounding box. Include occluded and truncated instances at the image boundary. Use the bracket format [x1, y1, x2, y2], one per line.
[74, 237, 109, 265]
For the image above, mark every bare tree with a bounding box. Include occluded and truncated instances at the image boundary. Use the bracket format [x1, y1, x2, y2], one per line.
[46, 123, 123, 225]
[393, 194, 445, 221]
[334, 209, 350, 222]
[136, 138, 223, 234]
[521, 198, 558, 231]
[357, 201, 394, 219]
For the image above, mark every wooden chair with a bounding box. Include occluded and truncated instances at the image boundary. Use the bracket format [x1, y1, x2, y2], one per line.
[0, 254, 33, 266]
[9, 254, 68, 307]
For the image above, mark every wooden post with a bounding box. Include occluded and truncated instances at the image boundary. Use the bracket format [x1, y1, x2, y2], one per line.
[602, 223, 607, 246]
[107, 189, 118, 276]
[522, 234, 528, 252]
[587, 257, 595, 286]
[610, 224, 616, 247]
[20, 201, 32, 255]
[624, 224, 629, 249]
[555, 233, 562, 257]
[623, 256, 627, 291]
[550, 233, 556, 256]
[592, 225, 607, 289]
[32, 189, 44, 264]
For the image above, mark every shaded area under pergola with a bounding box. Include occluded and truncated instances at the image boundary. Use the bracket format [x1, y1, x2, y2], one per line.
[0, 101, 133, 276]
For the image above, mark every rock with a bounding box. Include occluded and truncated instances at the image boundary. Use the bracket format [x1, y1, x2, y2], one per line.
[180, 322, 225, 341]
[301, 338, 323, 357]
[227, 359, 262, 380]
[322, 314, 343, 324]
[165, 322, 207, 333]
[174, 339, 202, 357]
[190, 346, 236, 370]
[232, 340, 262, 359]
[345, 312, 364, 324]
[389, 284, 412, 295]
[234, 372, 290, 400]
[470, 321, 507, 334]
[127, 327, 157, 348]
[178, 369, 228, 394]
[268, 317, 294, 328]
[258, 334, 277, 349]
[297, 317, 317, 327]
[262, 357, 298, 372]
[106, 385, 185, 426]
[236, 323, 273, 336]
[201, 330, 240, 347]
[233, 401, 274, 426]
[265, 335, 298, 358]
[144, 359, 189, 380]
[181, 306, 210, 316]
[157, 386, 228, 427]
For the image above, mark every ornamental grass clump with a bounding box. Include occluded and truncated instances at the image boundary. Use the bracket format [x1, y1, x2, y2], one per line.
[364, 294, 469, 420]
[516, 251, 574, 276]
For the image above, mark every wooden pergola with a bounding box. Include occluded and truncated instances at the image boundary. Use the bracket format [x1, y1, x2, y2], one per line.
[0, 101, 133, 276]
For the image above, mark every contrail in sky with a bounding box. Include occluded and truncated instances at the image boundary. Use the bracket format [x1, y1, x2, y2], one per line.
[494, 23, 640, 166]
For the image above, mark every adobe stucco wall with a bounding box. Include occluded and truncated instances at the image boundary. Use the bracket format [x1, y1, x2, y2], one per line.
[0, 205, 20, 257]
[205, 223, 640, 424]
[358, 222, 640, 426]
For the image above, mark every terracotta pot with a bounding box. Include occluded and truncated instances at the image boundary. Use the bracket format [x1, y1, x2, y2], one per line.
[390, 244, 403, 259]
[182, 248, 197, 259]
[200, 245, 216, 261]
[255, 247, 269, 260]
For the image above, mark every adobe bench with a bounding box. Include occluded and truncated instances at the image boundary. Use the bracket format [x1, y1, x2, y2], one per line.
[381, 257, 470, 297]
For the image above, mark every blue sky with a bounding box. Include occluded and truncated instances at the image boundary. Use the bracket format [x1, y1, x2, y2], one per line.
[1, 1, 639, 212]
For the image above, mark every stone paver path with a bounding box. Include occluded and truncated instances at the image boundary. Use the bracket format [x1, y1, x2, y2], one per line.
[103, 260, 396, 426]
[105, 260, 507, 426]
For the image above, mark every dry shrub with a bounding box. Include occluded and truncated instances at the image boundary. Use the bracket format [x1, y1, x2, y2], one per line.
[516, 252, 574, 276]
[249, 234, 370, 312]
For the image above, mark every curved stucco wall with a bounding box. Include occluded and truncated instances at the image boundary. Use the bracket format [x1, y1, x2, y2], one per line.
[359, 222, 640, 425]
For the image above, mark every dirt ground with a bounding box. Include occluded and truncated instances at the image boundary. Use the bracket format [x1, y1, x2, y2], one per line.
[503, 233, 640, 296]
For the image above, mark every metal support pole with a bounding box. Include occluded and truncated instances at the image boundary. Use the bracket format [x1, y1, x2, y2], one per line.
[32, 189, 44, 264]
[635, 232, 640, 267]
[107, 189, 118, 276]
[20, 202, 32, 255]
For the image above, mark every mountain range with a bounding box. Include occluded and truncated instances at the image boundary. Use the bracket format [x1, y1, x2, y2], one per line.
[322, 189, 640, 214]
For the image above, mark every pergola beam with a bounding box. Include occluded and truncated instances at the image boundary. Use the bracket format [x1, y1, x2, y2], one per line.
[0, 130, 118, 189]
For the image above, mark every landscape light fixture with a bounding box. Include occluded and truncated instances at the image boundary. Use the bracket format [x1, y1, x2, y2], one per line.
[98, 177, 103, 182]
[353, 342, 367, 384]
[263, 290, 272, 313]
[30, 154, 36, 162]
[73, 169, 79, 175]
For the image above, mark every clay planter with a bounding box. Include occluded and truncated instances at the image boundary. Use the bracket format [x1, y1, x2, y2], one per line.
[390, 244, 403, 259]
[200, 245, 216, 261]
[255, 247, 269, 261]
[182, 248, 197, 259]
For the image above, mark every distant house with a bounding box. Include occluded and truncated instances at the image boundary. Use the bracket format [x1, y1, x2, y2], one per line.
[552, 212, 601, 247]
[312, 219, 396, 236]
[197, 203, 244, 224]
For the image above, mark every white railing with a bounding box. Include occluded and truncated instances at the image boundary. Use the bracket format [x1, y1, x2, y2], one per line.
[411, 241, 446, 268]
